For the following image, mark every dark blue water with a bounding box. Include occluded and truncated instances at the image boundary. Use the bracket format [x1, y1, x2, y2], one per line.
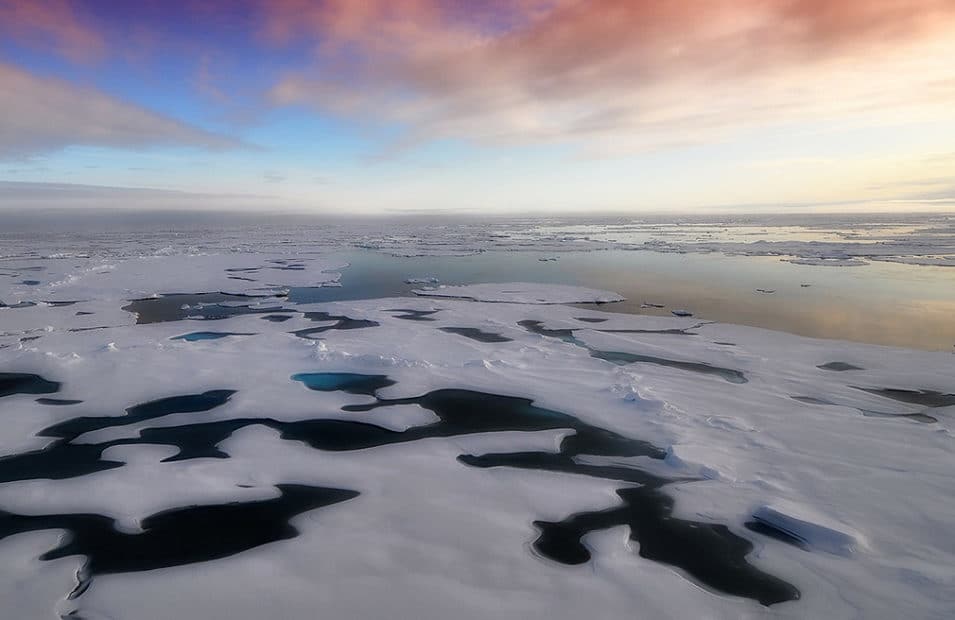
[171, 332, 255, 342]
[817, 362, 864, 371]
[0, 372, 800, 605]
[0, 373, 61, 398]
[0, 485, 358, 599]
[439, 327, 513, 343]
[292, 372, 395, 396]
[281, 249, 955, 351]
[589, 350, 748, 384]
[108, 248, 955, 350]
[289, 312, 380, 340]
[123, 293, 288, 324]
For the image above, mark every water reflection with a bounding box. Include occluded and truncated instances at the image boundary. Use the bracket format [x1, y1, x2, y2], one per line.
[290, 249, 955, 351]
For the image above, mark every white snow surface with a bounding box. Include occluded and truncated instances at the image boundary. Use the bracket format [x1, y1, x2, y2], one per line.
[0, 248, 954, 619]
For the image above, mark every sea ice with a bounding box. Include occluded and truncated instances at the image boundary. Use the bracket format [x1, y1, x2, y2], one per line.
[0, 245, 954, 619]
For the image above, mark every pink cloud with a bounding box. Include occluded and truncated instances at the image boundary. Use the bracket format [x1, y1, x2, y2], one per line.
[265, 0, 955, 153]
[0, 0, 105, 62]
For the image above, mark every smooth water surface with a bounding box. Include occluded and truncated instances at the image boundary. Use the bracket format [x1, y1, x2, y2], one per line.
[289, 249, 955, 350]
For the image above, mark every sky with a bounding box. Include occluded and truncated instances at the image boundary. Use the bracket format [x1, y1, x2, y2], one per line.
[1, 0, 954, 214]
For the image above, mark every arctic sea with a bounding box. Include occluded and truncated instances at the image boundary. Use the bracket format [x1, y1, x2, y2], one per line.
[1, 212, 954, 619]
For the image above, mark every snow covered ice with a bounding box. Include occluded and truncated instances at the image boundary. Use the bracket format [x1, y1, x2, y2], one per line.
[1, 227, 955, 620]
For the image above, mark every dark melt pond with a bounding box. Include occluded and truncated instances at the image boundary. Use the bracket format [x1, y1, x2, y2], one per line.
[0, 371, 799, 607]
[123, 293, 289, 324]
[0, 485, 357, 597]
[818, 362, 863, 372]
[171, 332, 255, 342]
[439, 327, 513, 343]
[0, 373, 61, 399]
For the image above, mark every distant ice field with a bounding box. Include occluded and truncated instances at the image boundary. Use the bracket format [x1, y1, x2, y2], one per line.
[1, 214, 954, 619]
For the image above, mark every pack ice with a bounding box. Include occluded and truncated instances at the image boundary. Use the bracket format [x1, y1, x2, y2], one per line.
[1, 248, 953, 620]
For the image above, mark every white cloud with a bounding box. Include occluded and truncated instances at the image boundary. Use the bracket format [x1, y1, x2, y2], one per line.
[0, 181, 275, 211]
[0, 62, 241, 160]
[268, 0, 955, 156]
